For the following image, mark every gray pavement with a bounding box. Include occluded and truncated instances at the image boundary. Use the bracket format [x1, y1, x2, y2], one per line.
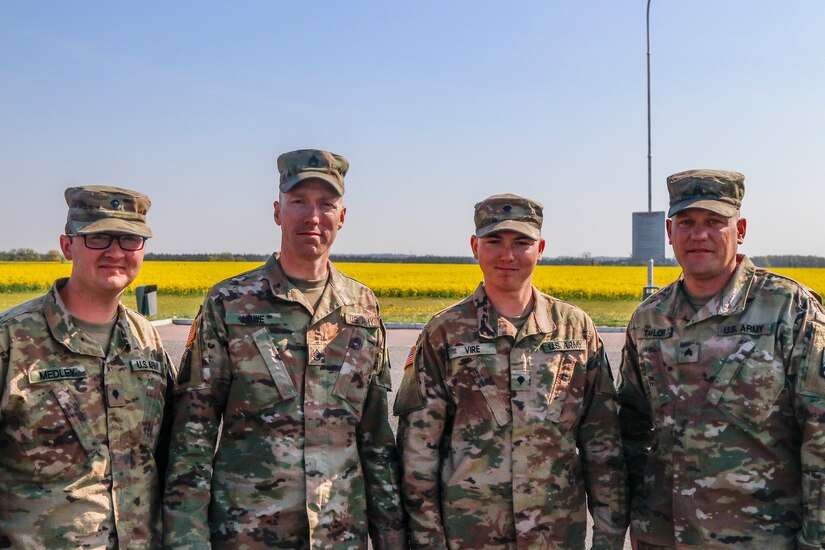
[155, 322, 631, 549]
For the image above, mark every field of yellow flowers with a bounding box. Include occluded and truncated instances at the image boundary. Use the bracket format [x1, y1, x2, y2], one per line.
[3, 261, 825, 302]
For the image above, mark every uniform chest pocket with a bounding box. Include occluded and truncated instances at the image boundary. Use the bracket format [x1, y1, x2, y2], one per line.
[137, 370, 166, 446]
[230, 328, 298, 410]
[706, 337, 784, 428]
[635, 338, 673, 430]
[540, 350, 586, 431]
[14, 378, 100, 479]
[448, 358, 511, 427]
[331, 324, 379, 413]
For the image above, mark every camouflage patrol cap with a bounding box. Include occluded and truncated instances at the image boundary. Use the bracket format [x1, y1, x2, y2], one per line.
[277, 149, 348, 196]
[474, 194, 543, 240]
[64, 185, 152, 237]
[667, 169, 745, 218]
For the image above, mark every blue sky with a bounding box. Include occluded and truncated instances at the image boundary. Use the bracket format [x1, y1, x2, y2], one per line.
[1, 2, 823, 258]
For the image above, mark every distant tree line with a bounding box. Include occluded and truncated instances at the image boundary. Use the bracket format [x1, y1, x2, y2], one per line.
[0, 248, 65, 262]
[751, 255, 825, 268]
[3, 249, 825, 268]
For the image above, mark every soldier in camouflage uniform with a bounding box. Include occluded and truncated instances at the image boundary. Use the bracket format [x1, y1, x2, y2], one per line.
[394, 194, 628, 549]
[0, 186, 174, 548]
[618, 169, 825, 549]
[163, 149, 406, 549]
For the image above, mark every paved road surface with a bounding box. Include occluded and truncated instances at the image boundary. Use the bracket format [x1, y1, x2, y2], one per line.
[156, 322, 632, 549]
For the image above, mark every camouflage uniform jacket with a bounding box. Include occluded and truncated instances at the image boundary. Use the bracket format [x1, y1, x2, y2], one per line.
[394, 283, 627, 550]
[0, 279, 174, 549]
[163, 254, 406, 550]
[618, 255, 825, 549]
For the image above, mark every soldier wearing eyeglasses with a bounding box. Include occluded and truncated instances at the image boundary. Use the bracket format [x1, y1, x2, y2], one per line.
[0, 185, 174, 548]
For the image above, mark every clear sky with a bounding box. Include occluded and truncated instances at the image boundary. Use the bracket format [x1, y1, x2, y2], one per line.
[1, 2, 823, 259]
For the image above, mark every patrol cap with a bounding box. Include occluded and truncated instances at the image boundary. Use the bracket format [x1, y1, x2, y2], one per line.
[64, 185, 153, 237]
[277, 149, 348, 196]
[667, 169, 745, 218]
[474, 194, 543, 240]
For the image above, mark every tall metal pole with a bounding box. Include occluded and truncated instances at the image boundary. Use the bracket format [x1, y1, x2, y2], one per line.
[646, 0, 652, 214]
[646, 0, 654, 290]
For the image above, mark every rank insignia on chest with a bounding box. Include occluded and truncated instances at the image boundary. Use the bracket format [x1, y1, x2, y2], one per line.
[677, 342, 700, 363]
[510, 369, 531, 391]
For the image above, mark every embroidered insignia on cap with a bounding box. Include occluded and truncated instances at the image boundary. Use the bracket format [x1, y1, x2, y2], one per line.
[308, 154, 319, 167]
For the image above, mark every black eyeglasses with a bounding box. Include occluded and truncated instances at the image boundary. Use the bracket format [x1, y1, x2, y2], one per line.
[69, 233, 147, 251]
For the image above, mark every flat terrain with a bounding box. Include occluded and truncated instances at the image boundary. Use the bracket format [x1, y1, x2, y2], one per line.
[0, 291, 639, 327]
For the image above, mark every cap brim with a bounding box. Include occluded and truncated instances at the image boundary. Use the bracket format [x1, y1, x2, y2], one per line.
[668, 198, 738, 218]
[70, 218, 153, 238]
[476, 220, 540, 240]
[280, 173, 343, 196]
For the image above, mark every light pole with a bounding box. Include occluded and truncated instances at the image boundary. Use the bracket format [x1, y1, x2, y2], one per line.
[633, 0, 664, 299]
[647, 0, 652, 214]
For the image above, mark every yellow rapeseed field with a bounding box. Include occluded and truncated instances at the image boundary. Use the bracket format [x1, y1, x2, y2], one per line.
[3, 261, 825, 301]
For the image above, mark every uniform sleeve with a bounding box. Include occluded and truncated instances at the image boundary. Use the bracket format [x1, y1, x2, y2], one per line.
[0, 325, 9, 424]
[394, 330, 450, 550]
[357, 320, 409, 550]
[578, 331, 628, 550]
[616, 325, 656, 526]
[790, 298, 825, 549]
[154, 349, 177, 486]
[162, 298, 231, 549]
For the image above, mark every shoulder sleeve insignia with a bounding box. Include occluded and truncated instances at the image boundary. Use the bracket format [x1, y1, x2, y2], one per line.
[404, 345, 417, 370]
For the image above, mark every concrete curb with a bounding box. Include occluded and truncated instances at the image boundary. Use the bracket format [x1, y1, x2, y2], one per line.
[150, 318, 626, 332]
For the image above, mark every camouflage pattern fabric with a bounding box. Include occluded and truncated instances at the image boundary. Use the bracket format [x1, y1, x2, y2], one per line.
[394, 283, 627, 549]
[665, 169, 744, 218]
[0, 279, 174, 549]
[163, 254, 406, 550]
[618, 255, 825, 549]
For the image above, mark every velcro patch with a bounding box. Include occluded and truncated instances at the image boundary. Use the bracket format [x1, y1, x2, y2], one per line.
[542, 339, 586, 352]
[185, 318, 198, 348]
[404, 345, 416, 370]
[636, 327, 674, 339]
[225, 312, 281, 325]
[448, 342, 497, 359]
[130, 358, 161, 373]
[29, 365, 87, 384]
[719, 322, 774, 336]
[344, 313, 378, 328]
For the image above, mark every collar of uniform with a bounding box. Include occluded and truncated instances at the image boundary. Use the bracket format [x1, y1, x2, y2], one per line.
[472, 283, 555, 339]
[528, 287, 557, 335]
[264, 253, 354, 316]
[107, 305, 139, 361]
[472, 283, 498, 340]
[657, 254, 755, 321]
[44, 279, 111, 358]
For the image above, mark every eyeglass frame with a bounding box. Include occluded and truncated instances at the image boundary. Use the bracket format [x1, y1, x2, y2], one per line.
[66, 233, 148, 251]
